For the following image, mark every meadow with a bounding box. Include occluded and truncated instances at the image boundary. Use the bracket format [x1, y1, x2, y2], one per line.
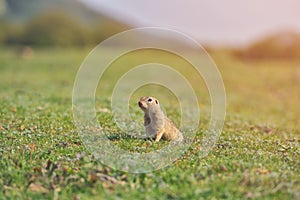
[0, 47, 299, 199]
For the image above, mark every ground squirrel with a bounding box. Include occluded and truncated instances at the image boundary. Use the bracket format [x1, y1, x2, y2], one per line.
[138, 96, 183, 142]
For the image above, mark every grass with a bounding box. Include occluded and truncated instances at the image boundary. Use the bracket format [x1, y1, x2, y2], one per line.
[0, 47, 299, 199]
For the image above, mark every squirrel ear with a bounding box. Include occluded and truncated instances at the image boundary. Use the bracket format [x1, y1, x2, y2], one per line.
[155, 100, 159, 104]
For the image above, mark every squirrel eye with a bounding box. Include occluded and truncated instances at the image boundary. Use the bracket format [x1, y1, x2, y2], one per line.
[147, 98, 152, 102]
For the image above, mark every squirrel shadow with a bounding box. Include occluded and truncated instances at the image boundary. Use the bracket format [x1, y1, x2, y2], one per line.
[106, 133, 152, 142]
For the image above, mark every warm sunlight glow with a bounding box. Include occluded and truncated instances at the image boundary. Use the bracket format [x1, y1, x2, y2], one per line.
[82, 0, 300, 46]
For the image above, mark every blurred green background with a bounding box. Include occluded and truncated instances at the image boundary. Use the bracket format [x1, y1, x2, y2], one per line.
[0, 0, 129, 47]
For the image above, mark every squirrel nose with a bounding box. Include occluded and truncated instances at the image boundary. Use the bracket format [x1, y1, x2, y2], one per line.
[138, 101, 143, 107]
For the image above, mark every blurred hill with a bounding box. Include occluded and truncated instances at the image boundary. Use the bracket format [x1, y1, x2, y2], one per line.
[0, 0, 130, 46]
[234, 32, 300, 60]
[2, 0, 122, 24]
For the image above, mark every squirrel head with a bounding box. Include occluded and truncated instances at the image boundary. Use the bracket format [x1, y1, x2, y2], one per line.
[138, 96, 159, 112]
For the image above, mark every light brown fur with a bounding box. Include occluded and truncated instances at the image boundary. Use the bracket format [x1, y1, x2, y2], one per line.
[138, 96, 183, 142]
